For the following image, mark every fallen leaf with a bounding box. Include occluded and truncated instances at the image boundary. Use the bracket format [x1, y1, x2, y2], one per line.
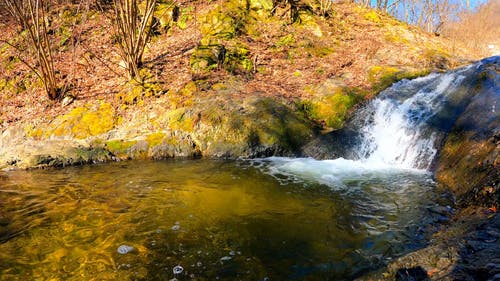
[428, 268, 439, 276]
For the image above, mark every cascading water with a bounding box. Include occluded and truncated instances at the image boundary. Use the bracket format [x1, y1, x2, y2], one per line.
[259, 58, 492, 186]
[354, 67, 470, 169]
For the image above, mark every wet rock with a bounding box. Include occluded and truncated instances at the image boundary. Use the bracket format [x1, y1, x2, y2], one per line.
[173, 265, 183, 274]
[436, 56, 500, 207]
[395, 266, 429, 281]
[117, 245, 134, 254]
[359, 212, 500, 281]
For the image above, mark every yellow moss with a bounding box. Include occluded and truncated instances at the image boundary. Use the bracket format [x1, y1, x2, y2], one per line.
[177, 6, 194, 29]
[368, 65, 430, 93]
[146, 132, 167, 147]
[275, 34, 295, 48]
[248, 0, 273, 20]
[0, 78, 6, 91]
[48, 102, 116, 139]
[296, 11, 323, 37]
[116, 74, 164, 105]
[167, 108, 195, 132]
[384, 30, 410, 44]
[25, 125, 43, 139]
[421, 48, 452, 69]
[364, 10, 381, 23]
[154, 2, 179, 30]
[105, 140, 137, 158]
[368, 65, 400, 83]
[211, 83, 227, 91]
[171, 81, 197, 107]
[199, 5, 237, 39]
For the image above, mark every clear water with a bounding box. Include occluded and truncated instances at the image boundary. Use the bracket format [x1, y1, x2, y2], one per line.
[0, 159, 449, 280]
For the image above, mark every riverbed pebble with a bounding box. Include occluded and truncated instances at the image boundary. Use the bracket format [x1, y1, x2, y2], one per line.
[117, 245, 134, 254]
[173, 265, 183, 275]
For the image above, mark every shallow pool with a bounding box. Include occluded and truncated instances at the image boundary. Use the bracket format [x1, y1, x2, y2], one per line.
[0, 159, 450, 280]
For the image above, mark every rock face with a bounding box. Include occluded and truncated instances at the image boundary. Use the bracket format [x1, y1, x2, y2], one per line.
[0, 96, 315, 170]
[436, 56, 499, 207]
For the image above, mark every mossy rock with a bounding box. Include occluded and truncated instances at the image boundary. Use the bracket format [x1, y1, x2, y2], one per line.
[155, 2, 179, 30]
[436, 61, 500, 207]
[192, 97, 315, 157]
[296, 10, 323, 37]
[421, 49, 452, 70]
[368, 66, 430, 93]
[46, 102, 116, 139]
[190, 45, 224, 75]
[248, 0, 273, 20]
[225, 44, 254, 75]
[190, 43, 253, 76]
[199, 5, 238, 40]
[177, 6, 194, 29]
[105, 139, 138, 159]
[298, 82, 364, 129]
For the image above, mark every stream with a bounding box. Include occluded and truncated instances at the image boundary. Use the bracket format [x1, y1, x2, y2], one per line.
[0, 159, 450, 280]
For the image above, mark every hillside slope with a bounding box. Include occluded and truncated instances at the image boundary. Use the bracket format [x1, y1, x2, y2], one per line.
[0, 0, 478, 168]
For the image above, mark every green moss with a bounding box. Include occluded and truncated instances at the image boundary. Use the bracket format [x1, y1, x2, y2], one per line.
[298, 87, 364, 129]
[275, 34, 295, 48]
[199, 5, 238, 40]
[225, 44, 253, 74]
[106, 140, 136, 153]
[48, 102, 116, 139]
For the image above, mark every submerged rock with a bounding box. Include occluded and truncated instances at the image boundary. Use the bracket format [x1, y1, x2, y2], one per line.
[117, 245, 134, 255]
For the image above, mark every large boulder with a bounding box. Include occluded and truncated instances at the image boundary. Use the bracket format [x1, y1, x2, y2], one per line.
[436, 56, 499, 207]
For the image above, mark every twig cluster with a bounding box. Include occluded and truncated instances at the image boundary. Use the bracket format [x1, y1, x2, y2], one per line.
[113, 0, 157, 81]
[2, 0, 60, 100]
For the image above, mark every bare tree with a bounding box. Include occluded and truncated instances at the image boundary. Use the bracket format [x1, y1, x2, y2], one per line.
[1, 0, 60, 100]
[114, 0, 157, 81]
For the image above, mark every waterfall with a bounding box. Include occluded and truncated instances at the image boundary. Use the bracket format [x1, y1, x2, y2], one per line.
[259, 57, 496, 185]
[354, 69, 469, 169]
[314, 60, 489, 170]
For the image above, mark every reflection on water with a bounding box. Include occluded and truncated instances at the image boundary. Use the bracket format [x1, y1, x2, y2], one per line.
[0, 159, 447, 280]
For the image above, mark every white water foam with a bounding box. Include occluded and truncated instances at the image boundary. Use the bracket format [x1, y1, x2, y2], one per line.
[257, 156, 428, 191]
